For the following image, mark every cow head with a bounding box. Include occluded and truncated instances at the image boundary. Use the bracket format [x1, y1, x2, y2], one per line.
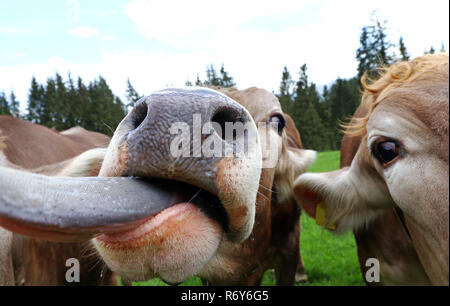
[0, 87, 315, 284]
[293, 54, 449, 285]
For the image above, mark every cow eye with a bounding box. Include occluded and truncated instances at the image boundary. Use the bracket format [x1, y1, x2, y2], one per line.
[268, 114, 286, 135]
[373, 141, 401, 166]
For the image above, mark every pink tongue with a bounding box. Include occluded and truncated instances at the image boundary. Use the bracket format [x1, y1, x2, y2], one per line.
[97, 202, 197, 244]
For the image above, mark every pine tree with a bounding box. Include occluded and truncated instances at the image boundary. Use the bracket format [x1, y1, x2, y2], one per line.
[399, 36, 410, 61]
[291, 64, 329, 150]
[42, 77, 58, 128]
[27, 76, 44, 123]
[185, 79, 193, 87]
[125, 78, 142, 108]
[9, 91, 20, 118]
[219, 64, 235, 87]
[205, 64, 220, 86]
[356, 14, 394, 79]
[54, 73, 68, 129]
[88, 76, 126, 136]
[65, 74, 79, 127]
[328, 77, 361, 148]
[440, 42, 446, 53]
[195, 74, 202, 86]
[278, 66, 295, 115]
[373, 17, 393, 66]
[356, 27, 373, 79]
[0, 92, 10, 115]
[76, 76, 91, 128]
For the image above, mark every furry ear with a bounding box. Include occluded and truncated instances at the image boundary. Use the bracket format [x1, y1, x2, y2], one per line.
[275, 147, 317, 203]
[32, 148, 107, 177]
[293, 166, 392, 233]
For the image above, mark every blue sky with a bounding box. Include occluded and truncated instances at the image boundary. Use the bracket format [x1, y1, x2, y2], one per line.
[0, 0, 448, 112]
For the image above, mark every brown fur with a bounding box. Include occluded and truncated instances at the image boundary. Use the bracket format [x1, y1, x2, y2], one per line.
[208, 89, 307, 285]
[0, 116, 114, 286]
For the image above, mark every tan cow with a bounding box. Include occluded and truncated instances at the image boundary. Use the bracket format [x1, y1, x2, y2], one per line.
[0, 87, 316, 285]
[0, 116, 111, 285]
[293, 54, 449, 285]
[60, 126, 111, 150]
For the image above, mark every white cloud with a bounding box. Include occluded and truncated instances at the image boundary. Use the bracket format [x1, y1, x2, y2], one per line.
[68, 26, 100, 38]
[123, 0, 448, 89]
[125, 0, 316, 47]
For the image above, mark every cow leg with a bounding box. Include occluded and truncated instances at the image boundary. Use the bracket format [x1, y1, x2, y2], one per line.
[295, 218, 308, 283]
[275, 253, 298, 285]
[0, 227, 14, 285]
[295, 256, 308, 283]
[275, 234, 300, 285]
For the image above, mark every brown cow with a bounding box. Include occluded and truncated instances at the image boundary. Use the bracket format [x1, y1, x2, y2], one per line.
[341, 105, 431, 286]
[0, 87, 316, 285]
[0, 116, 112, 285]
[60, 126, 111, 150]
[293, 54, 449, 285]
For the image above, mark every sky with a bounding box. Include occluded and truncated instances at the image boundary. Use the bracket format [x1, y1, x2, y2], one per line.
[0, 0, 448, 113]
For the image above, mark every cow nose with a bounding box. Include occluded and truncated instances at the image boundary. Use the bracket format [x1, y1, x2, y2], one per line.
[127, 88, 249, 146]
[118, 88, 255, 193]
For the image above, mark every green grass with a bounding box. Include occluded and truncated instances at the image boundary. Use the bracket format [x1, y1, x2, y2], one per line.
[132, 151, 365, 286]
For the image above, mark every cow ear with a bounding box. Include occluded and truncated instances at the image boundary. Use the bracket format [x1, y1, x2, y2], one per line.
[275, 147, 316, 202]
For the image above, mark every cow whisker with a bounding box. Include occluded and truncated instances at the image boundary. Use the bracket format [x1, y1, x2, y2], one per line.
[257, 190, 270, 202]
[188, 188, 202, 203]
[259, 184, 275, 194]
[101, 122, 115, 134]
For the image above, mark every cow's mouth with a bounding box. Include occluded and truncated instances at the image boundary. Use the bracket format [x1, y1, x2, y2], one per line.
[96, 178, 229, 246]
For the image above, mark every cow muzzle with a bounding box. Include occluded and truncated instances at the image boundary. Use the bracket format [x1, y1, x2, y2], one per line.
[99, 88, 262, 242]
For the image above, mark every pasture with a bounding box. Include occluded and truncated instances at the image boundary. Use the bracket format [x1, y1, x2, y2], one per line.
[130, 151, 365, 286]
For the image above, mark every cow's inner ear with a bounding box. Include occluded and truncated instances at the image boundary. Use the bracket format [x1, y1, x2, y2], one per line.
[293, 184, 321, 218]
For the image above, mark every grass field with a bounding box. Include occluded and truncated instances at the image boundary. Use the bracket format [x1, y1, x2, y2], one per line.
[131, 150, 365, 286]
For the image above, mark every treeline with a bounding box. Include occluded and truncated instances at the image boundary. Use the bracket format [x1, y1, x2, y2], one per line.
[0, 15, 445, 149]
[1, 74, 127, 136]
[277, 16, 446, 151]
[186, 64, 236, 88]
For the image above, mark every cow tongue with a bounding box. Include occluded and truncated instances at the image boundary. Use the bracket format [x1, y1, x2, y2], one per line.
[0, 166, 197, 242]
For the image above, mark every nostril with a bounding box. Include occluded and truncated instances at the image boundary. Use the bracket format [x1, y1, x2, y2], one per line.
[132, 100, 148, 130]
[211, 108, 242, 141]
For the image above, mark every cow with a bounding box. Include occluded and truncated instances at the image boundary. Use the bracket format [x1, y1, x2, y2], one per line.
[0, 87, 316, 285]
[0, 115, 112, 285]
[60, 126, 111, 150]
[341, 105, 431, 286]
[293, 54, 449, 285]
